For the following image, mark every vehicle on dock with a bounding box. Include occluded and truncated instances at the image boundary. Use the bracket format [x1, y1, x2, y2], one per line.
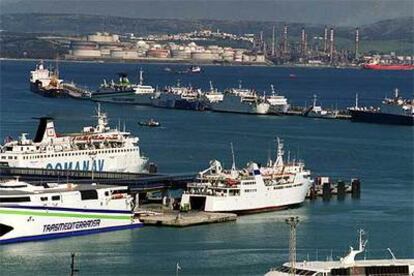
[138, 119, 160, 127]
[349, 89, 414, 126]
[0, 104, 148, 173]
[180, 138, 312, 213]
[266, 229, 414, 275]
[0, 180, 142, 244]
[91, 70, 155, 105]
[29, 60, 66, 97]
[206, 81, 270, 114]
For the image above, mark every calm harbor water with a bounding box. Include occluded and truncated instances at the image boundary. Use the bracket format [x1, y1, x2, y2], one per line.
[0, 60, 413, 275]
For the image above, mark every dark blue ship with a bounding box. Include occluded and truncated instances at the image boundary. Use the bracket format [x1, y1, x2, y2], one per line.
[349, 89, 414, 126]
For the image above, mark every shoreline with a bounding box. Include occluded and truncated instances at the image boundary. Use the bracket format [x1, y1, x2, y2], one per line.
[0, 57, 361, 70]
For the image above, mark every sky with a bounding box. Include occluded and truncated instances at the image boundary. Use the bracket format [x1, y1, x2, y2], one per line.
[1, 0, 413, 26]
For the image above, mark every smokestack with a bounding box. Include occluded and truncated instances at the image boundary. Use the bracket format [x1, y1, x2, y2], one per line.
[272, 25, 275, 56]
[283, 24, 288, 53]
[329, 27, 334, 64]
[355, 27, 360, 59]
[301, 27, 306, 56]
[323, 26, 328, 53]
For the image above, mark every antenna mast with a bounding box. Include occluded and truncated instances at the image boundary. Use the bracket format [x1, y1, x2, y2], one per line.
[286, 216, 300, 276]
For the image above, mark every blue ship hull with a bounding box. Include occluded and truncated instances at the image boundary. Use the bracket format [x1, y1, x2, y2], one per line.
[350, 110, 414, 126]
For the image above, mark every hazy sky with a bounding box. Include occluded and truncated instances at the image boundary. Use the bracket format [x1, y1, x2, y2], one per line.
[1, 0, 413, 26]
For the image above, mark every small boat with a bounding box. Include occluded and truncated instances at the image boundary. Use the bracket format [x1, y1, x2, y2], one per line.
[139, 119, 160, 127]
[289, 73, 297, 79]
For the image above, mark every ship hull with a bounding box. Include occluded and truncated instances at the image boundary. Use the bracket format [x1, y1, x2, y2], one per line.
[0, 206, 142, 244]
[4, 148, 148, 173]
[181, 180, 310, 213]
[91, 91, 153, 105]
[152, 94, 206, 111]
[350, 110, 414, 126]
[30, 82, 67, 98]
[362, 64, 414, 70]
[209, 96, 270, 114]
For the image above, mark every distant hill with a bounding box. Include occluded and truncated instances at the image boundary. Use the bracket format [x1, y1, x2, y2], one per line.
[1, 13, 412, 42]
[0, 13, 412, 55]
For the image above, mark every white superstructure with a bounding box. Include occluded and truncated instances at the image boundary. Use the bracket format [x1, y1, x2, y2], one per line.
[0, 105, 148, 173]
[180, 139, 312, 213]
[266, 84, 290, 114]
[29, 61, 63, 89]
[266, 229, 414, 276]
[0, 180, 142, 244]
[133, 69, 156, 95]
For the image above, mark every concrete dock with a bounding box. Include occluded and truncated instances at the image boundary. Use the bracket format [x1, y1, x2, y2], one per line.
[138, 210, 237, 227]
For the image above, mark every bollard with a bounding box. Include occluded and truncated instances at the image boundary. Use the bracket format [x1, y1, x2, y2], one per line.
[351, 178, 361, 199]
[322, 182, 331, 201]
[337, 181, 346, 201]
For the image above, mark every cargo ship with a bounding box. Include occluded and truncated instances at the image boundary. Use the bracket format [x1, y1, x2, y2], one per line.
[152, 81, 206, 111]
[349, 89, 414, 126]
[29, 61, 66, 97]
[362, 59, 414, 70]
[206, 82, 270, 114]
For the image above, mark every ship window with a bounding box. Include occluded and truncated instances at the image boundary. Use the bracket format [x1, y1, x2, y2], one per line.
[40, 196, 48, 201]
[8, 156, 13, 160]
[14, 157, 17, 160]
[0, 196, 31, 203]
[51, 195, 61, 201]
[1, 156, 5, 159]
[105, 191, 109, 196]
[80, 190, 98, 200]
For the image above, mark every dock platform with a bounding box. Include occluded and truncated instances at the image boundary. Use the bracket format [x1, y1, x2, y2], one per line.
[138, 210, 237, 227]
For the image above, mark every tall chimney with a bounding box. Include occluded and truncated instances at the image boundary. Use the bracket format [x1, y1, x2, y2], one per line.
[355, 27, 360, 60]
[323, 26, 328, 53]
[283, 24, 289, 54]
[329, 27, 334, 63]
[301, 27, 306, 56]
[272, 25, 276, 56]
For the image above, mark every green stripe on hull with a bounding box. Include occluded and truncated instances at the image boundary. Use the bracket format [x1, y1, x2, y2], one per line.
[0, 209, 131, 220]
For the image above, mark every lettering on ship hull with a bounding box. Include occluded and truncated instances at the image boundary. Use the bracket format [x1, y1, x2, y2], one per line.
[46, 160, 105, 171]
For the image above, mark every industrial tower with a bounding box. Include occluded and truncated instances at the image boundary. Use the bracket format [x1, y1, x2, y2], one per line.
[286, 216, 300, 276]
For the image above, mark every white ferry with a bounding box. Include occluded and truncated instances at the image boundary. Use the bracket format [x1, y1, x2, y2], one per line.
[0, 105, 148, 173]
[0, 180, 142, 244]
[266, 229, 414, 276]
[266, 84, 290, 114]
[180, 139, 312, 213]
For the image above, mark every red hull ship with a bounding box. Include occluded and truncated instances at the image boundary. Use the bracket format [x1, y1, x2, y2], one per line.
[362, 63, 414, 70]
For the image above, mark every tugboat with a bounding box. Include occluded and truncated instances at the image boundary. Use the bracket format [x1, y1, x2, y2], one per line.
[349, 89, 414, 126]
[180, 138, 312, 213]
[266, 229, 414, 275]
[29, 61, 66, 97]
[303, 94, 339, 119]
[138, 119, 160, 127]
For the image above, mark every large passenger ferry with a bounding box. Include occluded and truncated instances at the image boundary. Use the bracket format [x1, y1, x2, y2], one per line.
[0, 105, 148, 173]
[91, 70, 155, 105]
[180, 139, 312, 213]
[0, 180, 142, 244]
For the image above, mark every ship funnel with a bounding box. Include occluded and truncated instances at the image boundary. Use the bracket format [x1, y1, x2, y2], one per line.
[33, 117, 57, 143]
